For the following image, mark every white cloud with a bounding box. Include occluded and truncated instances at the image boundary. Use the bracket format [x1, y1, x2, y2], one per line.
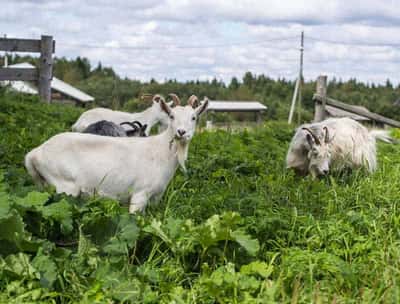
[0, 0, 399, 84]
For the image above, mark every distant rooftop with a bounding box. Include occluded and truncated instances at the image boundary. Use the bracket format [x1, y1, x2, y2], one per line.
[3, 62, 94, 103]
[208, 100, 267, 112]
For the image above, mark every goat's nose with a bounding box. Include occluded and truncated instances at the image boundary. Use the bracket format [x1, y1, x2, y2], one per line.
[322, 169, 329, 175]
[177, 129, 186, 136]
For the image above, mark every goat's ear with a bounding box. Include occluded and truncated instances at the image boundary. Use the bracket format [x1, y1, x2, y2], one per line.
[306, 134, 314, 148]
[195, 97, 209, 117]
[160, 99, 172, 116]
[142, 124, 148, 131]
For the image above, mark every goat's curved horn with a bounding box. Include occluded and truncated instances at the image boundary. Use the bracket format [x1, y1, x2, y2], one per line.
[168, 93, 181, 106]
[152, 94, 165, 103]
[188, 95, 199, 108]
[323, 126, 330, 143]
[120, 122, 139, 130]
[131, 120, 143, 128]
[302, 127, 321, 145]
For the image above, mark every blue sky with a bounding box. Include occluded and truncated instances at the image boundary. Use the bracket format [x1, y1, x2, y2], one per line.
[1, 0, 399, 84]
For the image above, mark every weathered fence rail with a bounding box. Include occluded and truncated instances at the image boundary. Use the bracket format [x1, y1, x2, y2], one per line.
[313, 75, 400, 128]
[0, 35, 55, 102]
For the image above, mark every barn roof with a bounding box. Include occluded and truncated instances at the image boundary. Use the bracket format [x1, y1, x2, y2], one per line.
[3, 62, 94, 102]
[208, 100, 267, 112]
[325, 105, 371, 121]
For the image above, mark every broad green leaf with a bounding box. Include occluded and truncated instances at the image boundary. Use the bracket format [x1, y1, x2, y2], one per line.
[0, 192, 11, 219]
[42, 199, 73, 234]
[230, 229, 260, 256]
[240, 261, 273, 278]
[3, 253, 37, 280]
[0, 209, 25, 242]
[102, 215, 139, 255]
[143, 219, 172, 245]
[14, 191, 50, 211]
[32, 252, 58, 289]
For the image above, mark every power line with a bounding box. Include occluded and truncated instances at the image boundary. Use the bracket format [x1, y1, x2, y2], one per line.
[308, 36, 400, 48]
[63, 36, 298, 50]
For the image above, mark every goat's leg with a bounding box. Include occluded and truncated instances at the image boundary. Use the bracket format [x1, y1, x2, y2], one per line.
[51, 180, 80, 197]
[129, 191, 149, 214]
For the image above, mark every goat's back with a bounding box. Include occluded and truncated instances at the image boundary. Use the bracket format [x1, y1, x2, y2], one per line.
[72, 108, 137, 132]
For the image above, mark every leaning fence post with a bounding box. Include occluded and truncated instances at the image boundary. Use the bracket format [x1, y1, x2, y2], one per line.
[38, 35, 53, 103]
[314, 75, 327, 122]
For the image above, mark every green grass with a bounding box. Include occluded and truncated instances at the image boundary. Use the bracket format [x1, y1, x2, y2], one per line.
[1, 89, 400, 303]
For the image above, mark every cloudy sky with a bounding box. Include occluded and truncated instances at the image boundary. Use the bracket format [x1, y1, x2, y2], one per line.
[1, 0, 400, 84]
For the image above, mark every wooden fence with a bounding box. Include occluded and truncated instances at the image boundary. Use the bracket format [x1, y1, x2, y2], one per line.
[0, 35, 55, 102]
[313, 75, 400, 128]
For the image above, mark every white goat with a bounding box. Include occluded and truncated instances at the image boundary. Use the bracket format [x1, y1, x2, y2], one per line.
[286, 117, 393, 177]
[71, 94, 180, 136]
[25, 95, 208, 213]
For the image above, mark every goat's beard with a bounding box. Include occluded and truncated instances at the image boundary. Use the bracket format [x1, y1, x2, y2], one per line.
[176, 140, 189, 172]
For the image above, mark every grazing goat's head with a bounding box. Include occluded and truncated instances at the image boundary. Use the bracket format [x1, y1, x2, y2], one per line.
[303, 126, 333, 178]
[160, 94, 208, 142]
[151, 94, 180, 126]
[121, 121, 148, 137]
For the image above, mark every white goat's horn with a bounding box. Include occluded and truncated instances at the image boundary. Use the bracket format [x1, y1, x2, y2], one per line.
[323, 126, 330, 143]
[188, 95, 199, 108]
[302, 127, 321, 145]
[168, 93, 181, 106]
[152, 94, 165, 103]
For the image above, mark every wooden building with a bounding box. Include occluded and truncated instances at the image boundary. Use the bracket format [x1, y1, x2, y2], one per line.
[205, 100, 267, 130]
[1, 62, 94, 106]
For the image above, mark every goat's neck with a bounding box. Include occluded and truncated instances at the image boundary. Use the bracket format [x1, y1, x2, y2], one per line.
[159, 126, 190, 172]
[133, 106, 159, 127]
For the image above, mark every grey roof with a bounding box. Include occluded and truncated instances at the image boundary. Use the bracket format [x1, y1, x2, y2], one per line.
[4, 63, 94, 102]
[325, 105, 370, 121]
[208, 100, 267, 112]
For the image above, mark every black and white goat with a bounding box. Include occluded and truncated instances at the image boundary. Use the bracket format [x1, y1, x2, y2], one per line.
[83, 120, 147, 137]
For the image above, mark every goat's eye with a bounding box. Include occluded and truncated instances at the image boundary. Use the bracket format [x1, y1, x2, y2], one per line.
[170, 115, 174, 120]
[192, 116, 196, 121]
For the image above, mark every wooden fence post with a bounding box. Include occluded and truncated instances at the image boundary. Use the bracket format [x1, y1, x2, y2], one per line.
[256, 111, 263, 124]
[38, 35, 53, 103]
[314, 75, 327, 122]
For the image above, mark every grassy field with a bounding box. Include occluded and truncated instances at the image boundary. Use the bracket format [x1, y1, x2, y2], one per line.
[1, 89, 400, 303]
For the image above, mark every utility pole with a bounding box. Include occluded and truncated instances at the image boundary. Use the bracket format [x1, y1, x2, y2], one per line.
[297, 31, 304, 123]
[288, 31, 304, 124]
[3, 34, 8, 67]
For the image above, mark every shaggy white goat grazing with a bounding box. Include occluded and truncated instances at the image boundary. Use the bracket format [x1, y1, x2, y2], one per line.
[286, 117, 393, 177]
[71, 94, 180, 135]
[25, 95, 208, 213]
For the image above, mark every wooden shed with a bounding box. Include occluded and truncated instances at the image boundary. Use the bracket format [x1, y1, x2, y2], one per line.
[205, 100, 267, 129]
[1, 62, 94, 106]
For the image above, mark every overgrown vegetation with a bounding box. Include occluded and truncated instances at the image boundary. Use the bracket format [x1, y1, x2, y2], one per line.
[2, 90, 400, 303]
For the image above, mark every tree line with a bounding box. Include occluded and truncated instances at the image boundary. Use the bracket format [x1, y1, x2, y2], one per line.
[1, 54, 399, 122]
